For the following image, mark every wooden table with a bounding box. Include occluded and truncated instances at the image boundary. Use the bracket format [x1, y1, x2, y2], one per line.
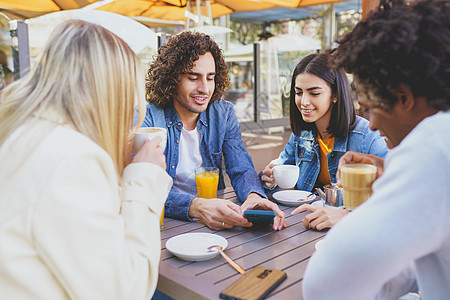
[157, 188, 326, 300]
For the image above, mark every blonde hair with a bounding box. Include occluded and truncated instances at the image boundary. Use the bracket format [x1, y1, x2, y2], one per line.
[0, 20, 145, 176]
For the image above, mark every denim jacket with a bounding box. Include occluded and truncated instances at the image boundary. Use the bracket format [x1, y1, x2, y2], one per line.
[270, 116, 388, 192]
[143, 100, 266, 221]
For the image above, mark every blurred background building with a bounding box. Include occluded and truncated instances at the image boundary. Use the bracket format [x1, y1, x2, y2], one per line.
[0, 0, 373, 132]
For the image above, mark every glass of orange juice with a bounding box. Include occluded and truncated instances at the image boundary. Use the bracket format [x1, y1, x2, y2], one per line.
[195, 167, 219, 199]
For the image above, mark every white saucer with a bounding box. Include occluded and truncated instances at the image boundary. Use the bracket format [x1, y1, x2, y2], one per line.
[272, 190, 313, 206]
[166, 233, 228, 261]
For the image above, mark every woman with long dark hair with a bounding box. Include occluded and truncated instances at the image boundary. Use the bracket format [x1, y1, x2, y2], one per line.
[261, 53, 388, 230]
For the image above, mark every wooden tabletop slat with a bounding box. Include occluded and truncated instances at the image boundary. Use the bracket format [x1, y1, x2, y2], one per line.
[157, 189, 324, 299]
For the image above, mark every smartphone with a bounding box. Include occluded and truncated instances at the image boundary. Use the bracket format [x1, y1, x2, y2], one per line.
[243, 210, 276, 225]
[219, 265, 287, 300]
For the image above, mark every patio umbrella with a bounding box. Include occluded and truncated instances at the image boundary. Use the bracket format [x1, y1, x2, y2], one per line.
[94, 0, 277, 23]
[224, 33, 321, 57]
[0, 0, 347, 21]
[0, 0, 98, 19]
[267, 33, 321, 51]
[27, 9, 157, 55]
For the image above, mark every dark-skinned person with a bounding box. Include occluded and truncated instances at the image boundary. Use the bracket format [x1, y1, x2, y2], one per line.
[303, 0, 450, 299]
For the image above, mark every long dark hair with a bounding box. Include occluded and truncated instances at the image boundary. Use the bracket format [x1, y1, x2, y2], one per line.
[289, 53, 356, 137]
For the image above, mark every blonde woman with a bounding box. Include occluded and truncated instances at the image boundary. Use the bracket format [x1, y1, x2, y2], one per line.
[0, 20, 172, 299]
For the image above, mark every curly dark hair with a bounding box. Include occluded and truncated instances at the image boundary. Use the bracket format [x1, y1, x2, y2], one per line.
[334, 0, 450, 111]
[290, 53, 356, 138]
[146, 31, 230, 107]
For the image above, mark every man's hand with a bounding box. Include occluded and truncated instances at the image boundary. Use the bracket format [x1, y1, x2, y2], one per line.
[292, 204, 349, 231]
[241, 193, 286, 231]
[188, 197, 251, 231]
[337, 151, 385, 185]
[261, 163, 277, 189]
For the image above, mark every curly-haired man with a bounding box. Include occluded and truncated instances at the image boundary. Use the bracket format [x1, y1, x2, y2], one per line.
[143, 31, 285, 231]
[303, 0, 450, 299]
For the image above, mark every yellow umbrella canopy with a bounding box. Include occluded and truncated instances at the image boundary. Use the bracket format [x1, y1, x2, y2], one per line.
[94, 0, 277, 22]
[0, 0, 98, 19]
[0, 0, 346, 21]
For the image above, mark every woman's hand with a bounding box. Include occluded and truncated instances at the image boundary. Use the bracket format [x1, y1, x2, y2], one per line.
[261, 163, 277, 189]
[292, 204, 349, 231]
[132, 136, 166, 170]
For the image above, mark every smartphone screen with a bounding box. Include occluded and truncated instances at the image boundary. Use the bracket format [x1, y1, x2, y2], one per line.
[243, 210, 276, 224]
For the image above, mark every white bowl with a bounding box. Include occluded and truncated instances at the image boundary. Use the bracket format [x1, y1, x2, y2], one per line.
[166, 233, 228, 261]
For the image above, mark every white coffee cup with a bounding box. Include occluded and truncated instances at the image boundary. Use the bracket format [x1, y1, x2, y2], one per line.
[133, 127, 167, 153]
[273, 165, 299, 189]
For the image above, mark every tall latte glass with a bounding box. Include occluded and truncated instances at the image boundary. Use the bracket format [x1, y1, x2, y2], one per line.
[195, 167, 219, 199]
[341, 164, 377, 210]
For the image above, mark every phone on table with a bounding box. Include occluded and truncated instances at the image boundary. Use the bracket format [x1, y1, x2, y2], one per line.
[243, 210, 276, 225]
[220, 265, 287, 300]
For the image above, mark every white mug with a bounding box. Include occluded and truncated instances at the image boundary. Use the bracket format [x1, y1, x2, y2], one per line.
[133, 127, 167, 153]
[273, 165, 299, 189]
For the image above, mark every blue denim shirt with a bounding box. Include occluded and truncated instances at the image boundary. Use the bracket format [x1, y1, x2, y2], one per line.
[270, 116, 388, 192]
[143, 100, 266, 221]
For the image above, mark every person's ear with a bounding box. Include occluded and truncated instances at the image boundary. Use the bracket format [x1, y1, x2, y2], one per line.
[397, 84, 414, 111]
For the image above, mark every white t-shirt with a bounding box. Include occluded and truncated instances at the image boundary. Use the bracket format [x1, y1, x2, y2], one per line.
[172, 127, 202, 197]
[303, 111, 450, 300]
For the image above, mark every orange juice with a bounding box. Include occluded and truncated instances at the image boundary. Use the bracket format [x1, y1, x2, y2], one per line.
[195, 171, 219, 198]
